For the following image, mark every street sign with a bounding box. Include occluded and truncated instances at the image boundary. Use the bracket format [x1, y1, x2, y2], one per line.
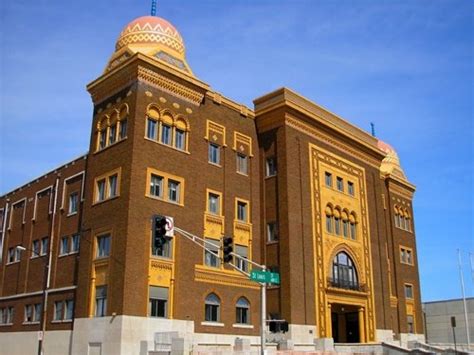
[250, 270, 280, 285]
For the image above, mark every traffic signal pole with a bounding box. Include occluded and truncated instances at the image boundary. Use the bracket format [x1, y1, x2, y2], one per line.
[174, 226, 268, 355]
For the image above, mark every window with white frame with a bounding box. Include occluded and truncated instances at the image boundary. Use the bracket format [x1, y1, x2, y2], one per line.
[160, 124, 172, 145]
[267, 222, 278, 242]
[24, 304, 41, 323]
[266, 157, 277, 177]
[235, 297, 250, 324]
[95, 286, 107, 317]
[208, 143, 220, 165]
[54, 301, 64, 321]
[204, 293, 220, 322]
[96, 234, 111, 258]
[236, 153, 248, 175]
[59, 236, 69, 255]
[41, 237, 49, 256]
[0, 307, 15, 325]
[175, 129, 185, 150]
[208, 193, 220, 215]
[68, 192, 79, 215]
[204, 238, 220, 268]
[71, 234, 80, 253]
[146, 118, 158, 140]
[237, 201, 248, 222]
[235, 245, 248, 272]
[54, 300, 74, 321]
[149, 174, 163, 198]
[168, 180, 180, 203]
[32, 240, 40, 257]
[108, 174, 118, 198]
[149, 286, 168, 318]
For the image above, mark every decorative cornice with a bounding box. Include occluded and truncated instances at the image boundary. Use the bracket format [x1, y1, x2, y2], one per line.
[286, 115, 381, 169]
[206, 91, 255, 119]
[387, 180, 415, 200]
[138, 66, 204, 106]
[194, 265, 259, 289]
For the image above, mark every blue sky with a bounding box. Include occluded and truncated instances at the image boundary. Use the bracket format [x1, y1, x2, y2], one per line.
[1, 0, 472, 302]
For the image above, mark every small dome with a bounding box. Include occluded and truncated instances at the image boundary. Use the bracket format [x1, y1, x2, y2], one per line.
[116, 16, 185, 57]
[105, 16, 193, 75]
[377, 140, 407, 181]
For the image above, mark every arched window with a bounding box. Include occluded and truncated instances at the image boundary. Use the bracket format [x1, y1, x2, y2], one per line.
[325, 205, 333, 233]
[332, 252, 359, 290]
[342, 211, 349, 238]
[349, 212, 357, 240]
[235, 297, 250, 324]
[334, 209, 341, 235]
[204, 293, 220, 322]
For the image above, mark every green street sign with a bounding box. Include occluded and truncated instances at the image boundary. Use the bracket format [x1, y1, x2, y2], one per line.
[250, 270, 280, 285]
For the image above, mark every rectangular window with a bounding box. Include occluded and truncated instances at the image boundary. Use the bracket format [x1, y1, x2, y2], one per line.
[267, 222, 278, 242]
[236, 305, 249, 325]
[59, 236, 69, 255]
[96, 179, 106, 202]
[235, 245, 248, 272]
[404, 284, 413, 299]
[99, 130, 107, 150]
[348, 181, 354, 196]
[334, 218, 341, 235]
[407, 315, 414, 334]
[95, 286, 107, 317]
[65, 300, 74, 320]
[168, 180, 180, 203]
[236, 154, 248, 175]
[71, 234, 80, 253]
[149, 174, 163, 198]
[108, 174, 118, 198]
[54, 301, 64, 321]
[237, 201, 248, 222]
[8, 247, 15, 263]
[343, 220, 349, 238]
[208, 193, 220, 215]
[146, 118, 158, 140]
[325, 172, 332, 187]
[266, 157, 277, 177]
[149, 286, 168, 318]
[208, 143, 220, 165]
[108, 124, 117, 145]
[204, 238, 220, 268]
[25, 305, 33, 323]
[33, 304, 41, 322]
[326, 215, 333, 233]
[175, 129, 185, 150]
[68, 192, 79, 214]
[119, 119, 127, 139]
[350, 223, 356, 239]
[32, 240, 40, 257]
[336, 177, 344, 192]
[96, 234, 111, 258]
[401, 247, 413, 265]
[160, 124, 172, 145]
[41, 238, 49, 256]
[0, 309, 4, 325]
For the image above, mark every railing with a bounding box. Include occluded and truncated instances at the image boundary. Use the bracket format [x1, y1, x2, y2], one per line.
[328, 278, 367, 292]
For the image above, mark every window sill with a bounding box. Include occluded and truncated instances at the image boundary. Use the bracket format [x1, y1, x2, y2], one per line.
[144, 137, 190, 155]
[0, 323, 13, 327]
[66, 212, 78, 217]
[94, 137, 127, 155]
[6, 261, 20, 266]
[233, 323, 254, 329]
[145, 194, 184, 207]
[266, 240, 279, 245]
[51, 319, 73, 324]
[92, 195, 120, 206]
[236, 171, 249, 177]
[23, 321, 40, 325]
[264, 174, 277, 179]
[201, 321, 224, 327]
[208, 162, 222, 168]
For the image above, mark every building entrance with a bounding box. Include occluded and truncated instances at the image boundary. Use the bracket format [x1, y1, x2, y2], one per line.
[331, 304, 361, 343]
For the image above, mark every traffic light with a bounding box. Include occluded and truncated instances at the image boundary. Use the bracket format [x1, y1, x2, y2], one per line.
[153, 215, 168, 250]
[222, 236, 233, 263]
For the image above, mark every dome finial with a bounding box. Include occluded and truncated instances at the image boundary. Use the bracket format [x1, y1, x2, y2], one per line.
[151, 0, 157, 16]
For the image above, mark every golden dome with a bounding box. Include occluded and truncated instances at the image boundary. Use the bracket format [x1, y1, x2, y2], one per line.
[377, 140, 407, 181]
[116, 16, 185, 57]
[105, 16, 193, 75]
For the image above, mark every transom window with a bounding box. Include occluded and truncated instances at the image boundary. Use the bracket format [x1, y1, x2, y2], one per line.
[205, 293, 221, 322]
[332, 252, 359, 290]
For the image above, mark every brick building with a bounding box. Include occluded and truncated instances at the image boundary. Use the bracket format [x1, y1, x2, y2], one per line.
[0, 14, 424, 354]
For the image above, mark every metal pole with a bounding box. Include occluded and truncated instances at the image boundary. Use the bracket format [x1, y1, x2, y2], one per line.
[38, 176, 60, 355]
[261, 265, 266, 355]
[457, 249, 471, 349]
